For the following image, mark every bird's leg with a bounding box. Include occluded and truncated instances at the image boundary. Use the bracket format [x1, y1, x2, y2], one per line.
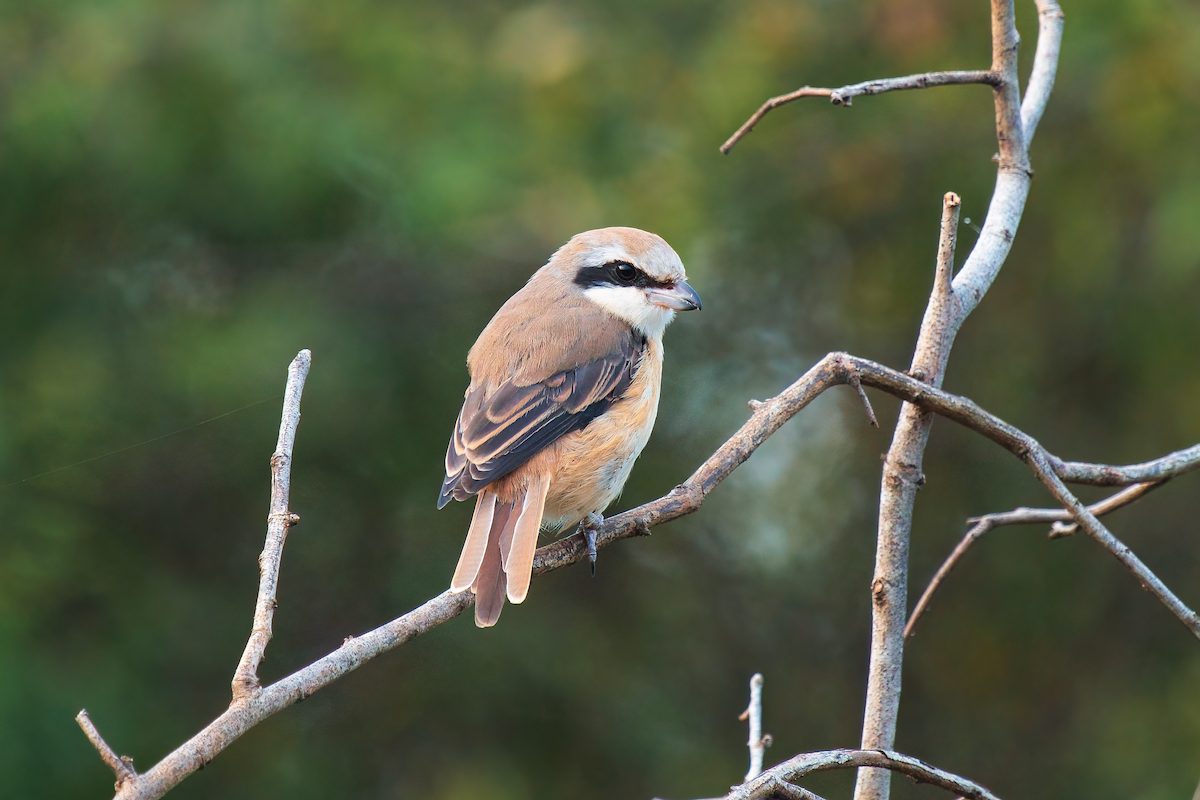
[579, 512, 603, 576]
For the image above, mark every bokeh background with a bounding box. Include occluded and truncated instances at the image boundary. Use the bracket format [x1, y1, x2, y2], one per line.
[3, 0, 1199, 798]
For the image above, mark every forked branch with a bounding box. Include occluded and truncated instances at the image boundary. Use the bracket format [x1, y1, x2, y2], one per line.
[906, 480, 1170, 638]
[76, 710, 136, 790]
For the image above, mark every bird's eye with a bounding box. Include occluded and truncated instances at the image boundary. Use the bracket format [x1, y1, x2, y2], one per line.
[610, 262, 638, 285]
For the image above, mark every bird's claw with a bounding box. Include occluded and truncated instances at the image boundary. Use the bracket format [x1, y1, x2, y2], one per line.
[580, 512, 603, 576]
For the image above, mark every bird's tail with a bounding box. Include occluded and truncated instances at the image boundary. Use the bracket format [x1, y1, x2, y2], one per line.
[450, 475, 550, 627]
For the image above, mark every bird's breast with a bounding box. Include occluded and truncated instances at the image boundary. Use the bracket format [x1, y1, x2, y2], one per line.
[542, 336, 664, 529]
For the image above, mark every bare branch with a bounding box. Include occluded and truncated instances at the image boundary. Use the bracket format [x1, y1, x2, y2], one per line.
[932, 193, 961, 306]
[76, 710, 137, 790]
[905, 480, 1168, 637]
[232, 349, 312, 700]
[905, 517, 995, 640]
[836, 356, 1200, 640]
[537, 351, 1200, 642]
[112, 590, 473, 800]
[849, 0, 1066, 789]
[719, 71, 996, 154]
[89, 345, 1196, 800]
[980, 481, 1166, 532]
[1025, 451, 1200, 639]
[1053, 445, 1200, 486]
[90, 348, 844, 799]
[727, 749, 1002, 800]
[828, 71, 1000, 106]
[714, 7, 1061, 794]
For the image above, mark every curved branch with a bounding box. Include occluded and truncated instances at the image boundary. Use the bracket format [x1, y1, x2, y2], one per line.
[1021, 0, 1065, 143]
[727, 749, 1002, 800]
[1054, 445, 1200, 486]
[720, 87, 833, 154]
[719, 71, 997, 154]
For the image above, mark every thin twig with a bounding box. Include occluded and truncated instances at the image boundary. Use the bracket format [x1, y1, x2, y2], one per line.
[720, 71, 998, 154]
[112, 590, 473, 800]
[76, 710, 137, 789]
[766, 781, 828, 800]
[905, 480, 1169, 637]
[978, 481, 1165, 531]
[740, 673, 768, 781]
[232, 349, 312, 700]
[720, 87, 832, 154]
[905, 517, 995, 639]
[848, 366, 879, 428]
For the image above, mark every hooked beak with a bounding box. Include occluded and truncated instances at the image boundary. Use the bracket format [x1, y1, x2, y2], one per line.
[646, 279, 702, 312]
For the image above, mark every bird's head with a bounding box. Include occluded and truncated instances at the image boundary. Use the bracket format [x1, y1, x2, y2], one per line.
[548, 227, 701, 339]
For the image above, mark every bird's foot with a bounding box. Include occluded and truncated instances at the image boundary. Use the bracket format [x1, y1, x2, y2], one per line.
[579, 512, 603, 576]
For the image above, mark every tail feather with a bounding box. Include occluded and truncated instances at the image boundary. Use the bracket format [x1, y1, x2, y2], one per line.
[451, 476, 551, 628]
[472, 500, 518, 627]
[504, 474, 549, 605]
[451, 492, 496, 593]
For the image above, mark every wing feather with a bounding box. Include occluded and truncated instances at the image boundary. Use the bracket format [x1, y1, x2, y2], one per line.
[439, 331, 644, 505]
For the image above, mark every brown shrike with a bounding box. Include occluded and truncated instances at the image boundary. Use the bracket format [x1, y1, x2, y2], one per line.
[438, 227, 701, 627]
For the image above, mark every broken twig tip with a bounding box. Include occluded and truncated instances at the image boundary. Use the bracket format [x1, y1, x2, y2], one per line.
[848, 371, 879, 427]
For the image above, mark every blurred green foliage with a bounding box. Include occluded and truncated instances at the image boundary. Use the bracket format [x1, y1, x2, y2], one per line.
[2, 0, 1199, 798]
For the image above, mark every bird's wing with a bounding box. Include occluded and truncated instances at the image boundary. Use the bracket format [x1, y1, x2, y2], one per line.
[439, 335, 643, 507]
